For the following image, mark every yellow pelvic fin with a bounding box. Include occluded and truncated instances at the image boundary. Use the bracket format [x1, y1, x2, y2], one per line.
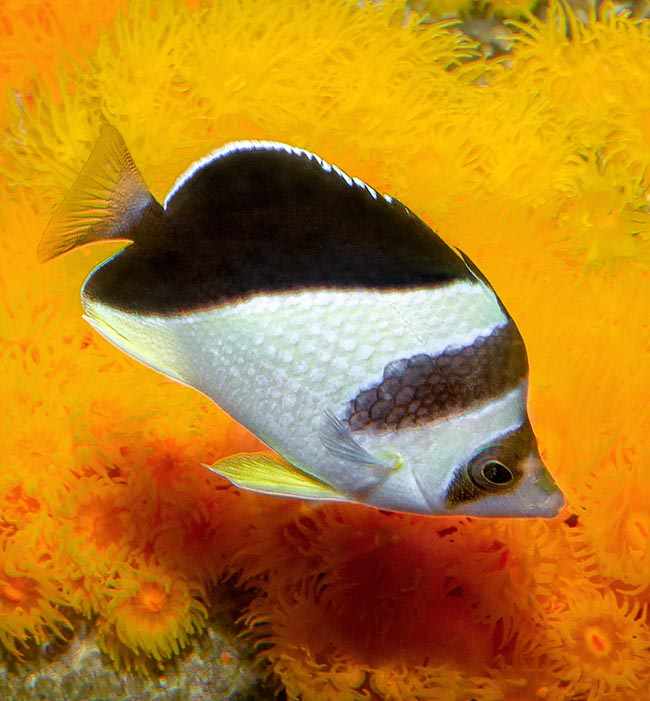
[38, 124, 161, 262]
[204, 453, 348, 501]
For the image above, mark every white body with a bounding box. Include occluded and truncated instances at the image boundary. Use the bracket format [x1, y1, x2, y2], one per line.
[83, 281, 532, 515]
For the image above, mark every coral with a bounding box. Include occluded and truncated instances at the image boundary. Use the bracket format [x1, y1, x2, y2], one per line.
[418, 0, 477, 19]
[0, 0, 649, 699]
[0, 0, 126, 114]
[412, 0, 540, 20]
[487, 0, 540, 16]
[99, 565, 208, 670]
[0, 534, 71, 658]
[542, 587, 650, 699]
[0, 611, 273, 700]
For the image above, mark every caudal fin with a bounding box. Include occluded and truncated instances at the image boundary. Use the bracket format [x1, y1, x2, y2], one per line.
[38, 124, 160, 262]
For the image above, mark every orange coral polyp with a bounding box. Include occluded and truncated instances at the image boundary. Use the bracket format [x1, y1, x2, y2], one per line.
[584, 626, 611, 658]
[542, 589, 650, 698]
[138, 582, 168, 615]
[105, 570, 208, 663]
[76, 496, 129, 550]
[2, 578, 37, 606]
[624, 511, 650, 553]
[0, 558, 71, 656]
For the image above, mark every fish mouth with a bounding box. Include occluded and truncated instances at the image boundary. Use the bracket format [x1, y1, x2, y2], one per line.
[522, 480, 565, 517]
[524, 466, 566, 518]
[520, 461, 565, 517]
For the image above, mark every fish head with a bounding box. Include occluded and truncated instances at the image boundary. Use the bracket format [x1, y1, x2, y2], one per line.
[443, 418, 564, 518]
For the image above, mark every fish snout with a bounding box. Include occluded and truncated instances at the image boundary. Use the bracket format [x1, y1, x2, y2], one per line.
[522, 456, 565, 517]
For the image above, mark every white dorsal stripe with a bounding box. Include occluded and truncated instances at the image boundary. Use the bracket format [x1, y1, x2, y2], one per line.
[84, 283, 508, 397]
[163, 139, 391, 208]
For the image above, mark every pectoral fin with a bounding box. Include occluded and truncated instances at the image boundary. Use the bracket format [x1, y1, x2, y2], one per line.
[204, 452, 347, 501]
[319, 410, 397, 474]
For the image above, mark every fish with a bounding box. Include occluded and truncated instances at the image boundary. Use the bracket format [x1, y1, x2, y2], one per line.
[38, 124, 564, 518]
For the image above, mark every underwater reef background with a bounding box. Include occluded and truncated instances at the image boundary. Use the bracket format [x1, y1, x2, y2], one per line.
[1, 0, 650, 699]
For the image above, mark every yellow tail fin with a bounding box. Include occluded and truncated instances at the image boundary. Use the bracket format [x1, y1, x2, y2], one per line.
[38, 124, 160, 262]
[205, 452, 347, 501]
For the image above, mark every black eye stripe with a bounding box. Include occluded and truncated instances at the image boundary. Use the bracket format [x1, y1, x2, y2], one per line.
[444, 421, 536, 508]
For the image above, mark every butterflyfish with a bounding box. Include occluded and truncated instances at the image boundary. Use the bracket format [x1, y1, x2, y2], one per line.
[38, 124, 564, 518]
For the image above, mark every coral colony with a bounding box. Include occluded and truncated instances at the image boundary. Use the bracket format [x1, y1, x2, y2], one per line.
[1, 1, 649, 699]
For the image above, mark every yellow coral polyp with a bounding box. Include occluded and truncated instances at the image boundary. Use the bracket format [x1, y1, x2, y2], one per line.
[138, 582, 167, 614]
[1, 577, 42, 608]
[485, 0, 538, 18]
[73, 494, 130, 551]
[104, 569, 207, 664]
[0, 557, 70, 657]
[624, 511, 650, 554]
[544, 589, 650, 698]
[583, 625, 611, 658]
[565, 444, 650, 592]
[555, 178, 650, 266]
[421, 0, 476, 19]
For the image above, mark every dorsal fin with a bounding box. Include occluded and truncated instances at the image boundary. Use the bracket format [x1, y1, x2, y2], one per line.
[164, 139, 388, 208]
[38, 124, 162, 262]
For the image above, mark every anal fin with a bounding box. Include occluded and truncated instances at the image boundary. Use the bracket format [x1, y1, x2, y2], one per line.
[204, 452, 347, 502]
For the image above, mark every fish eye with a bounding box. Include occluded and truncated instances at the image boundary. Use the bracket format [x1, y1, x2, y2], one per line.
[481, 460, 513, 485]
[468, 453, 515, 491]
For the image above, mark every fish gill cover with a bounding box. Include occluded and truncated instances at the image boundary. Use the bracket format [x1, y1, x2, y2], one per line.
[0, 0, 649, 699]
